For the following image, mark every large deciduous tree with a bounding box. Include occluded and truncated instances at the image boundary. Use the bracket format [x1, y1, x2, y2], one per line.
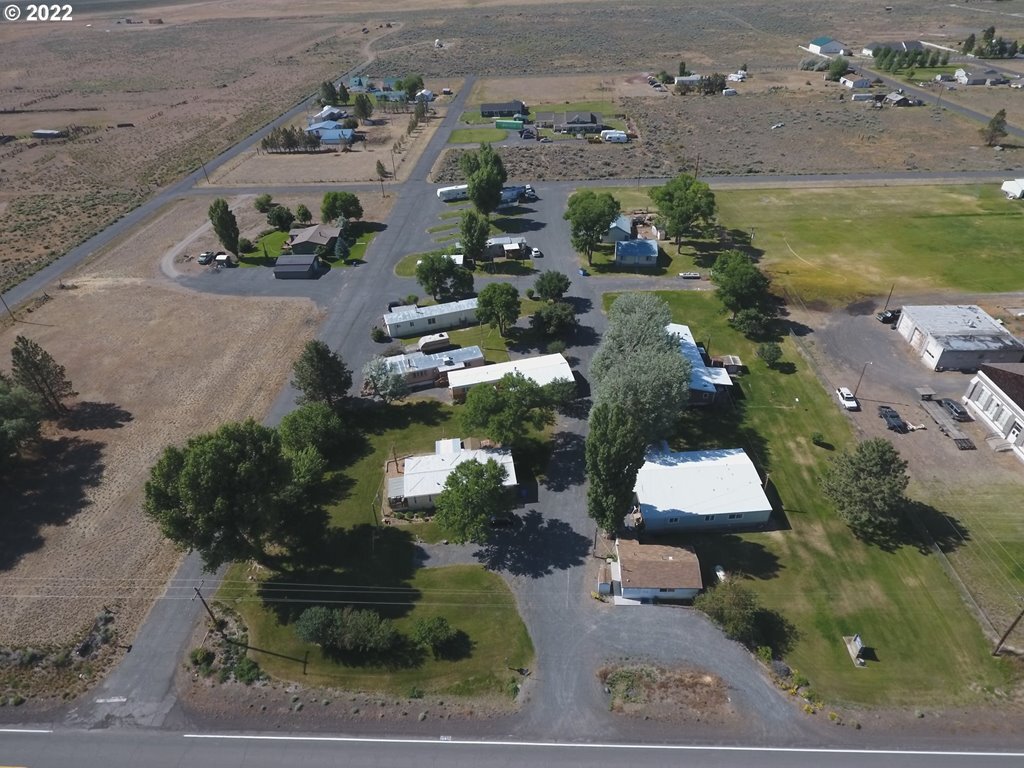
[458, 209, 490, 263]
[982, 109, 1008, 147]
[563, 190, 620, 265]
[434, 458, 510, 544]
[530, 300, 577, 337]
[534, 270, 571, 301]
[711, 250, 771, 315]
[321, 191, 363, 223]
[694, 580, 763, 647]
[821, 438, 910, 542]
[143, 420, 325, 571]
[291, 340, 353, 408]
[415, 252, 474, 301]
[277, 402, 344, 458]
[649, 173, 716, 247]
[460, 372, 554, 447]
[10, 335, 77, 415]
[467, 163, 503, 218]
[584, 402, 648, 534]
[0, 374, 43, 471]
[362, 356, 410, 404]
[459, 143, 507, 184]
[476, 282, 521, 336]
[295, 203, 312, 224]
[267, 205, 295, 232]
[208, 197, 240, 255]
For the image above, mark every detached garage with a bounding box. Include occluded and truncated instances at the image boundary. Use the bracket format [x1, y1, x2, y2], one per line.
[273, 254, 320, 279]
[896, 305, 1024, 371]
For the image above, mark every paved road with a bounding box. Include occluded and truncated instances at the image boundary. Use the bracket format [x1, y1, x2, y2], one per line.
[1, 728, 1023, 768]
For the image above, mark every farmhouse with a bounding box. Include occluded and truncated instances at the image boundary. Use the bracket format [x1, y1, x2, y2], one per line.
[614, 238, 659, 268]
[382, 298, 479, 338]
[383, 345, 485, 389]
[666, 323, 734, 404]
[885, 91, 912, 106]
[674, 74, 703, 87]
[316, 128, 355, 145]
[964, 363, 1024, 464]
[896, 305, 1024, 371]
[955, 69, 986, 86]
[862, 40, 924, 56]
[388, 438, 517, 511]
[604, 214, 635, 243]
[481, 100, 527, 117]
[535, 111, 604, 133]
[631, 447, 773, 533]
[273, 254, 320, 279]
[287, 224, 341, 255]
[839, 74, 872, 89]
[808, 36, 845, 55]
[306, 120, 343, 132]
[1002, 179, 1024, 199]
[610, 537, 703, 603]
[447, 353, 573, 401]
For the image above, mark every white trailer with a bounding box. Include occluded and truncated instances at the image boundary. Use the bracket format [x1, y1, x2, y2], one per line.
[603, 131, 628, 143]
[436, 184, 469, 201]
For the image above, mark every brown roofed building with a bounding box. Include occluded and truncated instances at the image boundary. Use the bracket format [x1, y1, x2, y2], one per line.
[287, 225, 342, 255]
[615, 537, 703, 602]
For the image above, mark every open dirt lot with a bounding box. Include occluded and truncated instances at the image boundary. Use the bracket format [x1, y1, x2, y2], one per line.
[597, 663, 736, 725]
[0, 197, 322, 647]
[469, 75, 654, 105]
[434, 84, 1019, 182]
[0, 15, 372, 289]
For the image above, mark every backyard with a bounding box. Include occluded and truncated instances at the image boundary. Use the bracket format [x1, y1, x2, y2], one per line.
[216, 400, 535, 694]
[606, 290, 1017, 706]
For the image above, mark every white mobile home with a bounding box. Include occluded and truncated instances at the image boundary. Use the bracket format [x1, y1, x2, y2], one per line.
[382, 298, 478, 338]
[383, 345, 485, 389]
[448, 353, 573, 401]
[632, 447, 773, 533]
[388, 438, 517, 510]
[666, 323, 733, 404]
[436, 184, 469, 201]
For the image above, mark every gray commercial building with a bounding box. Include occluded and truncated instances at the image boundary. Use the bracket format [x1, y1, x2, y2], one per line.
[896, 305, 1024, 372]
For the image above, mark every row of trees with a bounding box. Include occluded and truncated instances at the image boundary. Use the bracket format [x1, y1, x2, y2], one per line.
[144, 340, 354, 571]
[585, 294, 690, 534]
[1, 336, 77, 472]
[260, 126, 323, 154]
[873, 47, 948, 72]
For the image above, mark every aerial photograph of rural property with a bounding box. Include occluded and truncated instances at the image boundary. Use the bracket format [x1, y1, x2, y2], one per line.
[4, 0, 1024, 766]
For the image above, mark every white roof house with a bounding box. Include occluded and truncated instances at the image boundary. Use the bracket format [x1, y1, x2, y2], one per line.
[388, 438, 517, 510]
[382, 298, 478, 338]
[1002, 179, 1024, 199]
[666, 323, 732, 404]
[383, 345, 485, 388]
[448, 353, 573, 400]
[632, 447, 773, 533]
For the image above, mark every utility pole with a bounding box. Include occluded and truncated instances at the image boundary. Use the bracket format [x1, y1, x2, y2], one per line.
[200, 160, 210, 184]
[192, 582, 222, 634]
[882, 282, 895, 312]
[993, 603, 1024, 656]
[0, 292, 15, 322]
[854, 361, 873, 398]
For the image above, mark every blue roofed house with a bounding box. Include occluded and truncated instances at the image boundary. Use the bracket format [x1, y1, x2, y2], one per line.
[615, 238, 659, 268]
[317, 128, 355, 146]
[604, 214, 635, 243]
[306, 120, 342, 131]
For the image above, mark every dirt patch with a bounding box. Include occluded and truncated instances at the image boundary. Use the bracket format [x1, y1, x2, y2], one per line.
[597, 663, 736, 725]
[0, 198, 322, 650]
[470, 74, 652, 105]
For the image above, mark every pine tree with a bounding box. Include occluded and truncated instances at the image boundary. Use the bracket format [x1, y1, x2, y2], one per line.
[208, 198, 239, 254]
[10, 335, 77, 414]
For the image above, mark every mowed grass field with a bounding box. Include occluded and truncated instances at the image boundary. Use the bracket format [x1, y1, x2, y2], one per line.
[714, 185, 1024, 306]
[608, 291, 1015, 705]
[217, 401, 534, 693]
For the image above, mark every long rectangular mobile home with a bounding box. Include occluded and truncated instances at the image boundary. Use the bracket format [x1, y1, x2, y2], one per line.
[382, 298, 478, 338]
[436, 185, 469, 201]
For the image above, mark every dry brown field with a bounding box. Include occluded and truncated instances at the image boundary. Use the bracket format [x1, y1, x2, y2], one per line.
[0, 196, 323, 648]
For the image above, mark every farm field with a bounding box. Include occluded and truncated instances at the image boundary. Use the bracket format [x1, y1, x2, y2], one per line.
[610, 291, 1016, 706]
[0, 197, 322, 649]
[714, 185, 1024, 307]
[0, 16, 370, 289]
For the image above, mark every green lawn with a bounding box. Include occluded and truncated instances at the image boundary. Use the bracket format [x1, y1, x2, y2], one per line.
[215, 400, 534, 694]
[347, 230, 377, 262]
[578, 185, 657, 213]
[715, 185, 1024, 306]
[602, 290, 1015, 705]
[240, 230, 288, 267]
[449, 128, 508, 144]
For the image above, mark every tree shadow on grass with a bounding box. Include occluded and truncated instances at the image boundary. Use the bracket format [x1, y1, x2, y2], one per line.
[59, 401, 133, 431]
[669, 533, 784, 582]
[473, 509, 590, 577]
[0, 436, 104, 571]
[857, 500, 971, 555]
[673, 395, 772, 475]
[756, 607, 799, 657]
[435, 629, 473, 661]
[348, 400, 448, 436]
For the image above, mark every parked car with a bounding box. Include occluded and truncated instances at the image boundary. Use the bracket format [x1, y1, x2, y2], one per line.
[836, 386, 859, 411]
[878, 405, 908, 433]
[578, 268, 589, 276]
[197, 251, 215, 265]
[876, 308, 901, 326]
[530, 247, 542, 258]
[539, 137, 552, 143]
[488, 512, 518, 528]
[679, 271, 701, 279]
[939, 398, 969, 422]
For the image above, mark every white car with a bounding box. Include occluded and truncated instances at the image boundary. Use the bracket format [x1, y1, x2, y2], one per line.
[836, 386, 859, 411]
[530, 247, 542, 258]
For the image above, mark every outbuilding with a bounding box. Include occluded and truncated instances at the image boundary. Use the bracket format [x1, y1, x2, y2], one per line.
[604, 214, 635, 243]
[31, 129, 65, 140]
[631, 447, 773, 533]
[447, 353, 573, 401]
[612, 537, 703, 603]
[480, 100, 527, 117]
[1002, 179, 1024, 199]
[896, 305, 1024, 371]
[388, 438, 517, 510]
[382, 298, 478, 338]
[839, 74, 872, 89]
[808, 36, 845, 55]
[614, 238, 659, 268]
[273, 253, 320, 279]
